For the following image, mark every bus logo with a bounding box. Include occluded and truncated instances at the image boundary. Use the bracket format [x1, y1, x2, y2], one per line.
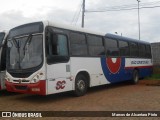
[101, 57, 125, 83]
[56, 80, 66, 90]
[19, 79, 22, 84]
[106, 58, 121, 74]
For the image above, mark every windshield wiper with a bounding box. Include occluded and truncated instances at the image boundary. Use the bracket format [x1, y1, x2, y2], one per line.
[23, 34, 32, 55]
[12, 37, 21, 69]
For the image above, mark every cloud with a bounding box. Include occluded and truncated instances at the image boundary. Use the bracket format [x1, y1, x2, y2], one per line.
[0, 0, 160, 43]
[0, 10, 34, 30]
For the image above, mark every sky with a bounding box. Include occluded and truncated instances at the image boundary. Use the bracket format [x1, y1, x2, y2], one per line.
[0, 0, 160, 43]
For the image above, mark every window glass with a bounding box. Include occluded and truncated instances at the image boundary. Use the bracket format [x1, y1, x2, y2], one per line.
[7, 35, 43, 69]
[139, 44, 146, 57]
[105, 38, 119, 56]
[70, 32, 88, 56]
[71, 44, 88, 56]
[87, 35, 103, 46]
[70, 32, 86, 44]
[130, 42, 139, 57]
[146, 45, 151, 58]
[87, 35, 104, 56]
[51, 34, 68, 56]
[119, 41, 129, 56]
[8, 22, 43, 39]
[0, 32, 5, 44]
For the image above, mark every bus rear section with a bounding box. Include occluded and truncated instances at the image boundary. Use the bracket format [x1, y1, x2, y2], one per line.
[0, 31, 7, 90]
[104, 33, 153, 84]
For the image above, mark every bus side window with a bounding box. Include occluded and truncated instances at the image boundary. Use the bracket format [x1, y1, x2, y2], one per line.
[47, 31, 69, 64]
[130, 42, 139, 57]
[105, 38, 119, 57]
[51, 34, 68, 56]
[0, 43, 6, 71]
[70, 32, 88, 56]
[87, 35, 105, 56]
[139, 44, 146, 58]
[146, 45, 152, 58]
[119, 40, 130, 56]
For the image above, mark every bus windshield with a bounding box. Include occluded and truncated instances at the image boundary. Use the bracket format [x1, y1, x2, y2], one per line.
[7, 22, 43, 70]
[0, 32, 5, 44]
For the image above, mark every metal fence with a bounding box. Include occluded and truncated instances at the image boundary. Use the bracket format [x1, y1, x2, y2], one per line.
[151, 42, 160, 65]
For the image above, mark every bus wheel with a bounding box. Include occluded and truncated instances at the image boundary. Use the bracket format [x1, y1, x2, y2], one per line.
[74, 75, 87, 97]
[132, 70, 139, 84]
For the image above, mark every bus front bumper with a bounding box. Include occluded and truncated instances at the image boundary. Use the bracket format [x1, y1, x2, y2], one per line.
[5, 80, 46, 95]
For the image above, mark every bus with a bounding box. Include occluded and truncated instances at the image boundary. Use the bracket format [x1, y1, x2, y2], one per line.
[0, 31, 8, 90]
[5, 21, 152, 96]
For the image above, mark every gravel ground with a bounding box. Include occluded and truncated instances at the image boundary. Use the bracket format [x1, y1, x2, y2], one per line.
[0, 80, 159, 120]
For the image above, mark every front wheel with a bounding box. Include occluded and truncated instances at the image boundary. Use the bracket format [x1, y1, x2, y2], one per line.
[132, 70, 139, 84]
[74, 75, 88, 97]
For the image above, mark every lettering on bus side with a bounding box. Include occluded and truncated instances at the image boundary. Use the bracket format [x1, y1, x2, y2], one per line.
[131, 61, 149, 65]
[56, 80, 66, 90]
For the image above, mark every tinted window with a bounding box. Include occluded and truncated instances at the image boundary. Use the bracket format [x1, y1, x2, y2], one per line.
[8, 22, 43, 39]
[139, 44, 146, 58]
[119, 41, 129, 56]
[0, 32, 5, 44]
[51, 34, 68, 56]
[70, 32, 86, 44]
[130, 42, 139, 57]
[87, 35, 105, 56]
[146, 45, 151, 58]
[87, 35, 103, 46]
[46, 27, 69, 64]
[70, 32, 88, 56]
[105, 38, 119, 56]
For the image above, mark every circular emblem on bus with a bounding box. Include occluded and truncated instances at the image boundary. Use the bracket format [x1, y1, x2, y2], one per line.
[106, 58, 121, 74]
[101, 56, 125, 83]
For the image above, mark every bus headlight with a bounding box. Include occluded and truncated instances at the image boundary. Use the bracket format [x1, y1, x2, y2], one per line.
[5, 76, 11, 82]
[30, 72, 44, 83]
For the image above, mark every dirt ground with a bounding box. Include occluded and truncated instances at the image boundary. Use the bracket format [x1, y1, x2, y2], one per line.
[0, 79, 160, 120]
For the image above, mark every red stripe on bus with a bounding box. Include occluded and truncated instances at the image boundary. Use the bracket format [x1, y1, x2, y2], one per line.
[125, 66, 153, 69]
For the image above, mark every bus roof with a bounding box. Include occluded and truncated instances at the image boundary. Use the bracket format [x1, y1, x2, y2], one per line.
[105, 33, 150, 45]
[47, 21, 106, 36]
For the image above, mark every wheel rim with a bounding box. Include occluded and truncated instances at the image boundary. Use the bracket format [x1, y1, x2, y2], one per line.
[134, 72, 138, 82]
[77, 80, 85, 91]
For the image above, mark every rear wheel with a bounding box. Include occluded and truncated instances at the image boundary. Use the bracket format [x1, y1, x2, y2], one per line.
[74, 74, 88, 97]
[132, 70, 139, 84]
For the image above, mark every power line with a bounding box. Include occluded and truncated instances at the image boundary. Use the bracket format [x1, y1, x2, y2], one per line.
[74, 6, 82, 25]
[94, 1, 160, 10]
[86, 1, 160, 12]
[71, 1, 83, 25]
[86, 5, 160, 12]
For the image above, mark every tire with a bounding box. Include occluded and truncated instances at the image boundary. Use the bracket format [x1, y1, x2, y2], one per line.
[74, 74, 88, 97]
[132, 70, 139, 84]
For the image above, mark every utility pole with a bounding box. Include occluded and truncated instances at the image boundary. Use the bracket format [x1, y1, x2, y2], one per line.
[137, 0, 141, 40]
[82, 0, 85, 28]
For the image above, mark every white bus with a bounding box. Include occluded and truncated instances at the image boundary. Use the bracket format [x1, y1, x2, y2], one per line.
[0, 31, 8, 90]
[5, 21, 152, 96]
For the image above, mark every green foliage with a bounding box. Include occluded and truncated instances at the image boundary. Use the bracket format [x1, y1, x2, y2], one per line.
[153, 66, 160, 74]
[146, 74, 160, 80]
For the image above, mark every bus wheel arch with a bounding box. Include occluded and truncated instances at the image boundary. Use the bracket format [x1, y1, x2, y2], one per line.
[73, 71, 90, 96]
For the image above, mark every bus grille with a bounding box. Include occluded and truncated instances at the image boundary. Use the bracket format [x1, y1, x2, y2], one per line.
[13, 80, 30, 83]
